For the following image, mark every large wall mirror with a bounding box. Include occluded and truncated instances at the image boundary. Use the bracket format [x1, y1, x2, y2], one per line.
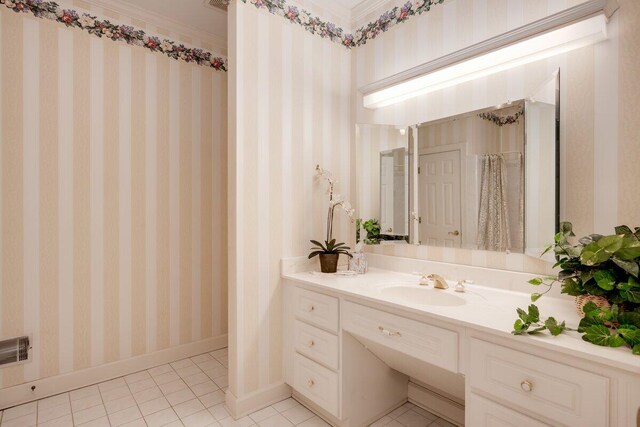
[355, 71, 559, 256]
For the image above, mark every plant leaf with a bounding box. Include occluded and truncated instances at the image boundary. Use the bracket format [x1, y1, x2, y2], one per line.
[531, 293, 542, 302]
[561, 278, 584, 296]
[582, 325, 624, 347]
[619, 276, 640, 303]
[528, 278, 543, 286]
[527, 304, 540, 323]
[619, 311, 640, 328]
[580, 235, 625, 266]
[615, 225, 635, 237]
[545, 317, 566, 336]
[516, 308, 529, 323]
[615, 238, 640, 260]
[560, 222, 575, 236]
[612, 256, 640, 277]
[308, 251, 324, 259]
[594, 270, 616, 291]
[618, 326, 640, 347]
[634, 344, 640, 355]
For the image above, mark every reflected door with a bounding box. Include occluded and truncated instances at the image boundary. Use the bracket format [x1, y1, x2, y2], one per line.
[419, 151, 461, 247]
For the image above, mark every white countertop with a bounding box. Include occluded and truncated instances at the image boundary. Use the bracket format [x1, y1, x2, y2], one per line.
[283, 267, 640, 375]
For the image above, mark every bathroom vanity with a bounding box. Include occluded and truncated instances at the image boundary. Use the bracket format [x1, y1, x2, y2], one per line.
[281, 256, 640, 427]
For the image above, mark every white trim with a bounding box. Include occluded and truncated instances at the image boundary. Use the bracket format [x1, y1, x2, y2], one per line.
[408, 381, 464, 427]
[0, 335, 228, 411]
[351, 0, 391, 27]
[359, 0, 619, 97]
[225, 382, 292, 419]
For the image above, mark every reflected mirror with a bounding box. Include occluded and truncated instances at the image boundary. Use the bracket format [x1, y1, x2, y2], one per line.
[356, 72, 559, 255]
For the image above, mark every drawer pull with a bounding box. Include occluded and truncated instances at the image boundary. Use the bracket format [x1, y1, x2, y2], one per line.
[520, 380, 533, 392]
[378, 326, 402, 337]
[308, 340, 315, 348]
[307, 305, 315, 312]
[307, 379, 315, 388]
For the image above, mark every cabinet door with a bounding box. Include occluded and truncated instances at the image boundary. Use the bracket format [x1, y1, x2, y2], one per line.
[467, 393, 549, 427]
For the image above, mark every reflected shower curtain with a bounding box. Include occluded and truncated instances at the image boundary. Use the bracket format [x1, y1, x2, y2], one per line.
[477, 154, 511, 251]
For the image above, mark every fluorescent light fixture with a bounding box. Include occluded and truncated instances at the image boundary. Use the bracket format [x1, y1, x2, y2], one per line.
[363, 13, 608, 109]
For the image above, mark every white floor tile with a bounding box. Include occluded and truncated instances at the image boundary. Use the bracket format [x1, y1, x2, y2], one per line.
[153, 371, 181, 386]
[430, 418, 457, 427]
[119, 419, 147, 427]
[196, 360, 222, 372]
[138, 396, 171, 417]
[71, 394, 103, 413]
[207, 403, 230, 421]
[181, 409, 218, 427]
[133, 386, 163, 405]
[209, 349, 227, 359]
[128, 378, 157, 394]
[170, 359, 195, 370]
[297, 416, 330, 427]
[37, 394, 69, 411]
[37, 401, 70, 424]
[147, 365, 173, 377]
[197, 390, 225, 409]
[70, 386, 100, 403]
[3, 402, 37, 421]
[173, 399, 205, 419]
[124, 371, 151, 385]
[183, 373, 210, 388]
[159, 379, 188, 396]
[395, 409, 433, 427]
[100, 386, 132, 403]
[256, 413, 292, 427]
[212, 376, 228, 389]
[98, 378, 127, 393]
[165, 389, 196, 407]
[218, 416, 254, 427]
[108, 406, 143, 427]
[388, 404, 411, 419]
[189, 381, 219, 397]
[190, 354, 213, 365]
[1, 412, 36, 427]
[37, 413, 73, 427]
[175, 365, 201, 379]
[384, 420, 405, 427]
[281, 405, 314, 425]
[271, 399, 298, 414]
[248, 406, 277, 424]
[369, 415, 392, 427]
[144, 408, 179, 427]
[73, 404, 107, 425]
[77, 416, 111, 427]
[104, 395, 137, 414]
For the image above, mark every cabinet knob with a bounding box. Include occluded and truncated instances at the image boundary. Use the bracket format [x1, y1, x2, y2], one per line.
[307, 379, 315, 388]
[308, 340, 315, 348]
[307, 305, 315, 312]
[520, 380, 533, 392]
[378, 326, 402, 337]
[448, 230, 460, 236]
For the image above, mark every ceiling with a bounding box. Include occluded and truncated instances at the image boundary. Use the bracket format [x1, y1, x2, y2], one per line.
[117, 0, 228, 41]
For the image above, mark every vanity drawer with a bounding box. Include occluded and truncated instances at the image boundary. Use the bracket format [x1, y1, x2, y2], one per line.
[468, 338, 609, 427]
[293, 353, 339, 417]
[294, 287, 339, 332]
[294, 320, 339, 371]
[342, 301, 458, 373]
[467, 393, 550, 427]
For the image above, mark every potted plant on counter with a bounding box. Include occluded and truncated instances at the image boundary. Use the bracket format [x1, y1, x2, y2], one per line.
[512, 222, 640, 355]
[309, 165, 355, 273]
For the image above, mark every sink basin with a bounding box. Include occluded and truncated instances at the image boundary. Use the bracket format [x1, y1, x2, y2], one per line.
[380, 285, 466, 307]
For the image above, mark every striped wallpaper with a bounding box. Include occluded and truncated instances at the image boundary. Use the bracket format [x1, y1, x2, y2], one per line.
[355, 0, 640, 274]
[228, 0, 352, 401]
[0, 3, 227, 391]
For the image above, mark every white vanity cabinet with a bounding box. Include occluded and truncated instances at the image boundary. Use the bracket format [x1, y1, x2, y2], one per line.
[282, 278, 640, 427]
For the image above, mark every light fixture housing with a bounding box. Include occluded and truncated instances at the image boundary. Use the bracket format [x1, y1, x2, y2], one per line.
[361, 0, 617, 109]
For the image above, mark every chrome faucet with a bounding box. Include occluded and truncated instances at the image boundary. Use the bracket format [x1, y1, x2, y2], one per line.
[428, 274, 449, 290]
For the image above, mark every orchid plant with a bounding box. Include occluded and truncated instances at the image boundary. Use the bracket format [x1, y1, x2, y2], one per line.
[315, 165, 355, 243]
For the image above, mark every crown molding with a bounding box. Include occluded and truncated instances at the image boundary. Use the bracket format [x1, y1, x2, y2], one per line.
[78, 0, 227, 49]
[351, 0, 392, 27]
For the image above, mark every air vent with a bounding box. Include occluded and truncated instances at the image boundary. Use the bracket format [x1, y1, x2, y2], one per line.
[0, 336, 31, 367]
[205, 0, 230, 12]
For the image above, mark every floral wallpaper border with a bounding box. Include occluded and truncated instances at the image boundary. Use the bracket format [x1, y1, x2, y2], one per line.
[241, 0, 446, 48]
[0, 0, 228, 71]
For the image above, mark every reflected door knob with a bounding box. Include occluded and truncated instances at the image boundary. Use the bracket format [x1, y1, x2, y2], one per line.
[448, 230, 460, 236]
[520, 380, 533, 392]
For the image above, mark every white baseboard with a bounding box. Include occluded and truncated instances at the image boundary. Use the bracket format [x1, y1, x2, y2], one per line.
[225, 382, 291, 419]
[408, 381, 465, 426]
[0, 334, 228, 410]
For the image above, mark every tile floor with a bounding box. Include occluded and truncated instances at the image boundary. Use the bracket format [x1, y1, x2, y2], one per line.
[0, 349, 455, 427]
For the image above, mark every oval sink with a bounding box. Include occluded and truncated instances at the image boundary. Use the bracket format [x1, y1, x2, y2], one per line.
[380, 285, 466, 307]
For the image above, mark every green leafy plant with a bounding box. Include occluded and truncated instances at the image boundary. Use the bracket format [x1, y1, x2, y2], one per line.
[512, 222, 640, 355]
[361, 219, 381, 245]
[308, 239, 353, 259]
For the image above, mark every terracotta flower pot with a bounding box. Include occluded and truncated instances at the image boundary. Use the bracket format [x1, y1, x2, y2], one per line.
[319, 253, 339, 273]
